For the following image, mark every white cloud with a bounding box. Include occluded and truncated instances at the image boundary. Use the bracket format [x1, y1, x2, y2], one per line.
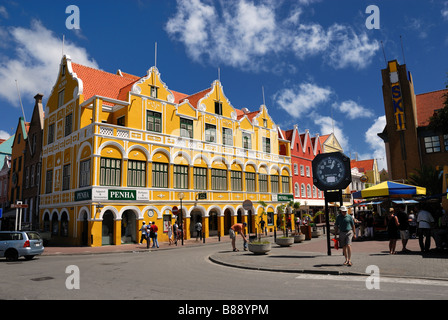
[0, 20, 98, 106]
[0, 130, 11, 140]
[333, 100, 374, 120]
[442, 2, 448, 20]
[364, 116, 387, 171]
[0, 6, 8, 19]
[273, 82, 332, 118]
[166, 0, 379, 71]
[314, 116, 349, 152]
[327, 25, 379, 69]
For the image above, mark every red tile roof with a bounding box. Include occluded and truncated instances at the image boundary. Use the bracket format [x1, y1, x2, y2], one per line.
[416, 89, 448, 127]
[72, 63, 136, 103]
[351, 159, 374, 172]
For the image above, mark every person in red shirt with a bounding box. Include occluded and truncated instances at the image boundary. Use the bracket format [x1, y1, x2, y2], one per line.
[229, 222, 247, 252]
[150, 221, 159, 248]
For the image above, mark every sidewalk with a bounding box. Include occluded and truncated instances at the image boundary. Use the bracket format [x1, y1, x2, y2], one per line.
[43, 234, 448, 281]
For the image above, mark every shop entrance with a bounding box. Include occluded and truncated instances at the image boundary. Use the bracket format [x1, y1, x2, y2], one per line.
[80, 211, 88, 246]
[208, 211, 218, 236]
[102, 211, 115, 245]
[223, 209, 232, 235]
[190, 211, 202, 239]
[121, 210, 137, 244]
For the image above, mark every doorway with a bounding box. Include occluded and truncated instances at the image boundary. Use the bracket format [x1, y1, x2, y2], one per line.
[121, 210, 136, 244]
[102, 211, 114, 245]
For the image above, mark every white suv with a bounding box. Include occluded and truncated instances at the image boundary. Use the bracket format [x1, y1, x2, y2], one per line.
[0, 231, 45, 261]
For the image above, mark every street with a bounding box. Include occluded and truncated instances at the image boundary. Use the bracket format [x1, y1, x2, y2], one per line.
[1, 241, 447, 302]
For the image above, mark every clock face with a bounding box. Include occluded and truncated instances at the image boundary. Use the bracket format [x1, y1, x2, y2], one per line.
[316, 156, 346, 187]
[147, 209, 154, 218]
[312, 152, 351, 191]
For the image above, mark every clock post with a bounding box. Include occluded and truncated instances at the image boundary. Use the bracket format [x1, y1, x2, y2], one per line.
[312, 152, 352, 256]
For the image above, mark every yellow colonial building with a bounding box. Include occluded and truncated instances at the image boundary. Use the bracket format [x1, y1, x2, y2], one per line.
[39, 55, 292, 246]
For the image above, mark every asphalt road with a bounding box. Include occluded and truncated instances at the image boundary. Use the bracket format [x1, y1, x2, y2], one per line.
[1, 242, 447, 302]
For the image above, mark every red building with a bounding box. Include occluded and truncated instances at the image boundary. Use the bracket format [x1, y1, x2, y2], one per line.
[279, 125, 325, 216]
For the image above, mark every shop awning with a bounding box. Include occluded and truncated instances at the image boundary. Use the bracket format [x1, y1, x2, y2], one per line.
[352, 181, 426, 199]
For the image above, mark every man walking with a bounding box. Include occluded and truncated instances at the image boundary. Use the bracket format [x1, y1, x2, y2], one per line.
[417, 204, 434, 252]
[335, 206, 356, 266]
[396, 205, 411, 252]
[229, 222, 247, 252]
[140, 222, 150, 248]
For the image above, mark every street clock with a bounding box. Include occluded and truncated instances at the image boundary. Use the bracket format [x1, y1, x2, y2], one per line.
[312, 152, 352, 191]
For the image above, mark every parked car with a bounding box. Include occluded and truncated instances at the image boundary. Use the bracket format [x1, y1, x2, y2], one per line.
[0, 231, 45, 261]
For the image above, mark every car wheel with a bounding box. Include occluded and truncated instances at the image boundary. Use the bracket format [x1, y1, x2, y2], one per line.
[5, 249, 19, 261]
[24, 255, 35, 260]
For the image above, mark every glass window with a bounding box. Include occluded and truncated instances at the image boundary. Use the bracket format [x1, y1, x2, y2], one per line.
[45, 170, 53, 194]
[212, 169, 227, 190]
[63, 164, 70, 191]
[48, 123, 55, 144]
[128, 160, 146, 187]
[263, 137, 271, 153]
[173, 165, 189, 189]
[243, 133, 252, 149]
[444, 134, 448, 151]
[193, 168, 207, 190]
[152, 162, 168, 188]
[424, 136, 440, 153]
[307, 184, 312, 198]
[301, 183, 306, 197]
[300, 165, 304, 176]
[246, 172, 256, 192]
[231, 171, 242, 191]
[194, 167, 207, 190]
[223, 128, 233, 146]
[294, 164, 298, 175]
[79, 159, 91, 188]
[180, 118, 193, 139]
[259, 174, 268, 193]
[270, 175, 279, 194]
[282, 176, 290, 194]
[306, 166, 310, 177]
[215, 101, 222, 115]
[150, 86, 158, 99]
[100, 158, 121, 186]
[58, 89, 65, 108]
[147, 111, 162, 133]
[205, 124, 216, 143]
[65, 113, 72, 136]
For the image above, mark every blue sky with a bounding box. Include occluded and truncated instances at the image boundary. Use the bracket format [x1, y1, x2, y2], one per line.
[0, 0, 448, 171]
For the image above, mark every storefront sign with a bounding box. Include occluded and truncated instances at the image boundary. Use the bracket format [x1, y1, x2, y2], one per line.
[109, 190, 137, 200]
[77, 188, 150, 201]
[277, 194, 294, 202]
[389, 61, 406, 131]
[75, 189, 92, 201]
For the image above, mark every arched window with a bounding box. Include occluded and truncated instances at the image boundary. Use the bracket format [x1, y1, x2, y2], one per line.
[301, 184, 306, 198]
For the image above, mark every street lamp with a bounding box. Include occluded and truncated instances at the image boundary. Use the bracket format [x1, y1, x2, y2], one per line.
[178, 192, 184, 246]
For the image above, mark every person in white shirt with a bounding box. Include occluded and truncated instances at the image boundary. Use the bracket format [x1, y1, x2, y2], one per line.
[416, 204, 434, 252]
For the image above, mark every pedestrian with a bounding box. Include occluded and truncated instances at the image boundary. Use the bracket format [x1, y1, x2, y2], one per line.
[173, 221, 179, 245]
[386, 208, 400, 254]
[140, 222, 150, 248]
[417, 204, 434, 253]
[150, 221, 159, 248]
[195, 220, 202, 241]
[396, 205, 411, 252]
[408, 210, 417, 239]
[334, 206, 356, 266]
[168, 221, 173, 245]
[260, 217, 266, 235]
[365, 212, 374, 239]
[229, 222, 248, 252]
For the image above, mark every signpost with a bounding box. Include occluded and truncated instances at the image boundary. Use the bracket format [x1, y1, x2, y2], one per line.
[312, 152, 352, 256]
[12, 201, 28, 231]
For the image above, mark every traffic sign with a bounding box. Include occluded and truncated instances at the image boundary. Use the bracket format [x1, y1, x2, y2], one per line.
[172, 206, 179, 215]
[11, 204, 28, 209]
[243, 200, 253, 210]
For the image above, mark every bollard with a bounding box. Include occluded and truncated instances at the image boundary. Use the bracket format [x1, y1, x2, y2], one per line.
[274, 229, 276, 242]
[203, 232, 206, 243]
[218, 231, 220, 242]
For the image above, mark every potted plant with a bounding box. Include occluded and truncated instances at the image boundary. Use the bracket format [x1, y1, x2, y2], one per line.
[247, 201, 271, 255]
[302, 211, 325, 239]
[275, 236, 295, 247]
[248, 240, 271, 254]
